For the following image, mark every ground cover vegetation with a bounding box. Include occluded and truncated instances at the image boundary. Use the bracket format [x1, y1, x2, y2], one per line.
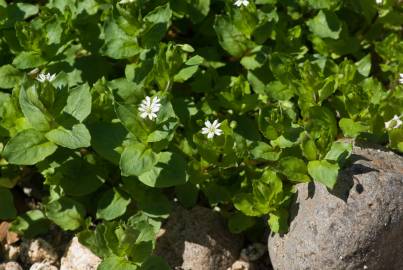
[0, 0, 402, 268]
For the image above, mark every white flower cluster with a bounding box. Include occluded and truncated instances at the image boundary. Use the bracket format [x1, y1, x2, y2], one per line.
[234, 0, 249, 7]
[36, 73, 56, 83]
[375, 0, 383, 4]
[385, 115, 402, 130]
[399, 73, 403, 84]
[138, 96, 224, 139]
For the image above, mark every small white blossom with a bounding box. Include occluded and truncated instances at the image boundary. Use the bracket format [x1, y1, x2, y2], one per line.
[36, 73, 56, 83]
[138, 96, 161, 120]
[234, 0, 249, 7]
[375, 0, 383, 4]
[202, 119, 223, 139]
[385, 115, 402, 129]
[399, 73, 403, 84]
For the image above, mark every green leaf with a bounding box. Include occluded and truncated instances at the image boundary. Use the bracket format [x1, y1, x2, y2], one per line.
[278, 157, 310, 182]
[228, 212, 256, 234]
[339, 118, 370, 138]
[136, 191, 172, 218]
[141, 4, 172, 48]
[268, 208, 289, 233]
[0, 65, 22, 89]
[307, 10, 342, 39]
[45, 197, 86, 231]
[174, 65, 199, 83]
[98, 256, 138, 270]
[214, 15, 254, 57]
[120, 143, 158, 177]
[96, 188, 131, 221]
[0, 188, 17, 220]
[140, 256, 170, 270]
[10, 210, 49, 238]
[356, 54, 371, 77]
[53, 157, 107, 196]
[3, 129, 57, 165]
[138, 152, 187, 188]
[45, 124, 91, 149]
[102, 38, 141, 59]
[301, 136, 318, 161]
[19, 84, 52, 131]
[250, 142, 281, 161]
[64, 84, 92, 122]
[171, 0, 210, 24]
[306, 0, 341, 9]
[12, 51, 46, 69]
[115, 103, 149, 141]
[324, 141, 352, 163]
[90, 122, 127, 165]
[308, 160, 339, 189]
[175, 182, 199, 208]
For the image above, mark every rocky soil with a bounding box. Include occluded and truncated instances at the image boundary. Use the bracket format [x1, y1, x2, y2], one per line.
[1, 142, 402, 270]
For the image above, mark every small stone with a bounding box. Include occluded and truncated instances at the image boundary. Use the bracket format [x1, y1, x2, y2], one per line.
[228, 260, 254, 270]
[20, 238, 58, 265]
[0, 262, 23, 270]
[60, 237, 101, 270]
[240, 243, 266, 262]
[3, 244, 20, 261]
[155, 206, 243, 270]
[29, 263, 58, 270]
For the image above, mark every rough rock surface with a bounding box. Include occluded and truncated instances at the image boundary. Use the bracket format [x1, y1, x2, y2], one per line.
[20, 239, 58, 265]
[29, 263, 58, 270]
[228, 260, 253, 270]
[0, 262, 23, 270]
[155, 206, 243, 270]
[60, 237, 101, 270]
[268, 142, 403, 270]
[3, 244, 20, 261]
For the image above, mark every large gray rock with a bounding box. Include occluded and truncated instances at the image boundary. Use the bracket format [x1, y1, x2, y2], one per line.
[269, 143, 403, 270]
[155, 206, 243, 270]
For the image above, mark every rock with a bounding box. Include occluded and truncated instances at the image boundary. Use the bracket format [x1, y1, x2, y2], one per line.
[228, 260, 254, 270]
[20, 238, 58, 265]
[60, 237, 101, 270]
[155, 206, 243, 270]
[268, 143, 403, 270]
[0, 222, 19, 245]
[3, 244, 20, 261]
[0, 262, 23, 270]
[29, 263, 58, 270]
[240, 243, 266, 262]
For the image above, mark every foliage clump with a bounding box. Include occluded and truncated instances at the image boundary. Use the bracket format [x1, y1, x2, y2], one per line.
[0, 0, 402, 268]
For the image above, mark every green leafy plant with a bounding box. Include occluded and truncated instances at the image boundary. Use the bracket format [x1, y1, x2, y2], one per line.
[0, 0, 402, 268]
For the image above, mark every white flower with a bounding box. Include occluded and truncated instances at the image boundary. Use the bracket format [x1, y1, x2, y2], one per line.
[234, 0, 249, 7]
[375, 0, 383, 4]
[202, 119, 223, 139]
[399, 73, 403, 84]
[385, 115, 402, 129]
[36, 73, 56, 83]
[138, 96, 161, 120]
[118, 0, 135, 4]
